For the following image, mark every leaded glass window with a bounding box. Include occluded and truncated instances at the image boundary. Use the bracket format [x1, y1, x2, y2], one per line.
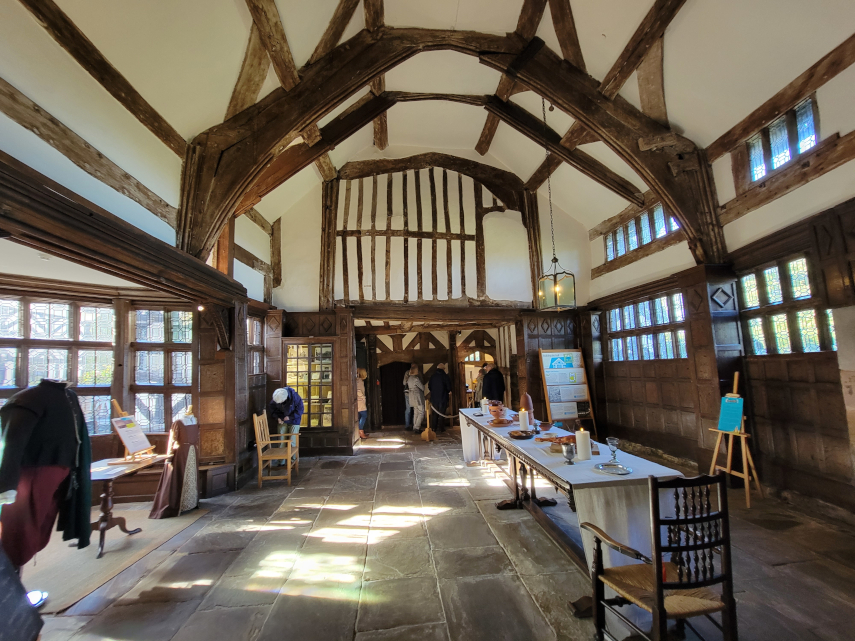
[653, 204, 667, 238]
[672, 293, 685, 322]
[676, 330, 688, 358]
[247, 318, 263, 345]
[172, 393, 192, 418]
[796, 309, 820, 353]
[79, 307, 114, 342]
[78, 350, 113, 386]
[748, 135, 766, 181]
[606, 233, 615, 261]
[748, 318, 767, 355]
[763, 266, 783, 304]
[623, 305, 636, 330]
[136, 310, 164, 342]
[171, 352, 193, 386]
[0, 300, 20, 338]
[788, 258, 811, 299]
[609, 308, 621, 332]
[135, 392, 165, 432]
[769, 117, 791, 169]
[771, 314, 791, 354]
[28, 348, 68, 385]
[827, 309, 837, 351]
[669, 217, 680, 232]
[741, 274, 760, 308]
[135, 351, 165, 385]
[654, 296, 670, 325]
[640, 213, 652, 245]
[640, 334, 655, 360]
[638, 301, 652, 327]
[615, 226, 626, 257]
[30, 302, 69, 340]
[611, 338, 624, 362]
[796, 99, 816, 153]
[627, 220, 639, 251]
[626, 336, 639, 361]
[79, 395, 112, 435]
[170, 311, 193, 343]
[0, 348, 16, 388]
[658, 332, 675, 359]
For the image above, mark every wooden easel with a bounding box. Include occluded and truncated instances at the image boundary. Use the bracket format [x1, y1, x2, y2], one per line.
[110, 399, 156, 464]
[708, 373, 763, 508]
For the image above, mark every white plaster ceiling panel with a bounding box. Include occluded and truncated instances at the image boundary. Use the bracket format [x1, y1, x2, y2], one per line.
[711, 154, 736, 205]
[453, 0, 521, 35]
[580, 141, 646, 192]
[489, 122, 547, 182]
[619, 70, 642, 113]
[0, 0, 181, 207]
[665, 0, 855, 147]
[546, 162, 630, 229]
[385, 0, 461, 29]
[387, 101, 484, 150]
[274, 0, 364, 69]
[510, 92, 575, 133]
[55, 0, 251, 141]
[257, 64, 280, 102]
[255, 163, 321, 222]
[535, 4, 562, 58]
[329, 122, 374, 167]
[0, 239, 139, 286]
[385, 51, 502, 95]
[816, 64, 855, 138]
[235, 215, 271, 263]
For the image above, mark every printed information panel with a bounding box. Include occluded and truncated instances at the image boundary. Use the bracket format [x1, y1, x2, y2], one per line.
[539, 349, 594, 426]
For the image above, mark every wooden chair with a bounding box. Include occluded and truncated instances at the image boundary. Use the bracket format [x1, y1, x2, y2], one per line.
[581, 473, 738, 641]
[253, 411, 300, 487]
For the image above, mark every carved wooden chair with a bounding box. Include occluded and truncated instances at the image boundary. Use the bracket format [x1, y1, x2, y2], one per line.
[581, 473, 737, 641]
[253, 411, 300, 488]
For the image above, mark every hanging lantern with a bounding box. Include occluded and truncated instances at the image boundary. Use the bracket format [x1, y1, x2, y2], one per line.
[536, 98, 577, 311]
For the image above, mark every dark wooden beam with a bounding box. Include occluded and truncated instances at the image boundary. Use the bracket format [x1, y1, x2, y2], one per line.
[271, 217, 282, 287]
[547, 0, 585, 71]
[244, 208, 273, 235]
[19, 0, 185, 155]
[225, 23, 270, 120]
[234, 243, 273, 276]
[352, 304, 526, 323]
[244, 0, 300, 90]
[590, 230, 686, 279]
[706, 33, 855, 162]
[0, 77, 177, 227]
[636, 37, 668, 127]
[309, 0, 361, 65]
[214, 217, 235, 279]
[356, 322, 500, 336]
[587, 190, 657, 240]
[365, 0, 388, 150]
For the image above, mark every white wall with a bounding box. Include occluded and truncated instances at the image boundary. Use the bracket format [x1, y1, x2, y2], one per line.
[234, 215, 270, 264]
[483, 211, 531, 302]
[537, 193, 591, 307]
[588, 241, 697, 301]
[0, 239, 140, 286]
[234, 260, 265, 302]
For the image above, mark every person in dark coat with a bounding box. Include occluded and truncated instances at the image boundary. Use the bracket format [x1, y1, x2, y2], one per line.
[269, 387, 304, 465]
[481, 362, 506, 403]
[428, 363, 453, 433]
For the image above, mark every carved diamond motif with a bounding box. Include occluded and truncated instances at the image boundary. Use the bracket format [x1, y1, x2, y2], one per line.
[527, 320, 538, 333]
[592, 316, 600, 333]
[711, 287, 733, 309]
[320, 317, 333, 333]
[304, 318, 316, 333]
[688, 287, 704, 313]
[267, 316, 280, 331]
[541, 319, 551, 333]
[553, 319, 565, 333]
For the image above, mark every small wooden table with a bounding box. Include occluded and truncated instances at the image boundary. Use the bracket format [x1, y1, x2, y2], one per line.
[90, 457, 164, 559]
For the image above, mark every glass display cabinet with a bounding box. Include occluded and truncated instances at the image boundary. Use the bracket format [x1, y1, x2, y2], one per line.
[283, 339, 333, 428]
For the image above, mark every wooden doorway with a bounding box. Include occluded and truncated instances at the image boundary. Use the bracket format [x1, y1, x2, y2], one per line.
[379, 361, 411, 427]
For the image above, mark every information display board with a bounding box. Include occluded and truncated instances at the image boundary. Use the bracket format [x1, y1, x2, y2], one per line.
[538, 348, 597, 437]
[111, 416, 153, 455]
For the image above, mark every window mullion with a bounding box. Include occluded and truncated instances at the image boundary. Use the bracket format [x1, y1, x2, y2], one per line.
[818, 308, 834, 351]
[787, 309, 804, 353]
[785, 110, 799, 164]
[763, 315, 779, 355]
[760, 128, 773, 176]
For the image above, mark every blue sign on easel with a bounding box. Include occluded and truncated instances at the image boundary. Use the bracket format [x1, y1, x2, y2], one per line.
[717, 396, 744, 432]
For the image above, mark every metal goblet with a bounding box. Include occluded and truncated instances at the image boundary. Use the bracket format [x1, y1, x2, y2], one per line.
[561, 442, 576, 465]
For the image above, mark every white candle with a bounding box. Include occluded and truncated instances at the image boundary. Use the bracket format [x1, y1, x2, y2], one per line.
[575, 428, 592, 461]
[480, 398, 489, 413]
[519, 409, 529, 430]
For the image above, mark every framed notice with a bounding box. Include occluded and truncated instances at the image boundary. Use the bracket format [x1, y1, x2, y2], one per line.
[111, 416, 153, 455]
[717, 396, 744, 433]
[539, 348, 597, 437]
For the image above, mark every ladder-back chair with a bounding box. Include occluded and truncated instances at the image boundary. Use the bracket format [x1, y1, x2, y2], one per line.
[581, 472, 737, 641]
[253, 411, 300, 488]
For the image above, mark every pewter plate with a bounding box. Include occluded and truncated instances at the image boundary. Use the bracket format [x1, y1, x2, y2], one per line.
[595, 462, 633, 475]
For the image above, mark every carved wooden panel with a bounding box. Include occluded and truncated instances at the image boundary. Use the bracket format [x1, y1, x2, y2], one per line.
[200, 363, 225, 392]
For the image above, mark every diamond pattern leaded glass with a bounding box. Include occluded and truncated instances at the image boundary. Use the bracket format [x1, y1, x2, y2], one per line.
[172, 393, 192, 419]
[623, 305, 636, 330]
[748, 136, 766, 181]
[626, 336, 639, 361]
[78, 350, 113, 386]
[763, 266, 783, 304]
[0, 299, 21, 338]
[79, 395, 112, 435]
[640, 213, 652, 245]
[826, 309, 837, 351]
[741, 274, 760, 308]
[627, 220, 639, 251]
[796, 309, 820, 353]
[135, 393, 165, 432]
[638, 301, 652, 327]
[640, 334, 655, 360]
[615, 227, 626, 257]
[796, 99, 816, 153]
[672, 293, 685, 322]
[30, 302, 70, 340]
[658, 332, 675, 359]
[609, 308, 621, 332]
[771, 314, 792, 354]
[28, 348, 68, 385]
[676, 330, 688, 358]
[606, 233, 615, 261]
[654, 297, 670, 325]
[135, 351, 165, 385]
[172, 351, 193, 386]
[170, 311, 193, 343]
[748, 318, 767, 355]
[788, 258, 811, 299]
[136, 310, 165, 342]
[79, 306, 115, 342]
[611, 339, 624, 362]
[669, 216, 680, 232]
[769, 117, 791, 169]
[0, 348, 16, 388]
[653, 204, 667, 238]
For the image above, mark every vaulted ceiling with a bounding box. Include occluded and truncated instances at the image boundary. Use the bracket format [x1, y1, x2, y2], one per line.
[0, 0, 853, 255]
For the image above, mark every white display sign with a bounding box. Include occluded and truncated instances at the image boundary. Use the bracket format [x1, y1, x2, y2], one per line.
[550, 402, 579, 420]
[111, 416, 153, 455]
[548, 384, 589, 403]
[541, 351, 583, 371]
[544, 368, 586, 385]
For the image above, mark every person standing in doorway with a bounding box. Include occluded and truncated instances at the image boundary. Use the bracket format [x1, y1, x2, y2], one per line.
[428, 363, 453, 433]
[356, 368, 369, 440]
[403, 367, 414, 430]
[482, 362, 505, 403]
[473, 365, 486, 406]
[269, 387, 304, 465]
[406, 365, 425, 434]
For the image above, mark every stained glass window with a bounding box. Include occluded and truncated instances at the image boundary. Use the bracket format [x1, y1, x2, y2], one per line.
[769, 117, 791, 169]
[763, 266, 783, 304]
[609, 309, 621, 332]
[627, 220, 639, 251]
[654, 296, 670, 325]
[748, 136, 766, 181]
[30, 303, 70, 340]
[247, 318, 263, 346]
[136, 310, 164, 342]
[623, 305, 636, 330]
[771, 314, 792, 354]
[796, 310, 820, 353]
[170, 311, 193, 343]
[640, 334, 655, 360]
[640, 212, 652, 245]
[251, 351, 262, 374]
[606, 233, 615, 261]
[672, 293, 685, 322]
[625, 336, 639, 361]
[172, 351, 193, 386]
[0, 299, 20, 338]
[28, 348, 68, 385]
[676, 329, 687, 358]
[638, 301, 652, 327]
[172, 393, 192, 419]
[669, 216, 680, 232]
[0, 348, 16, 388]
[748, 318, 767, 355]
[611, 338, 624, 362]
[135, 351, 165, 385]
[795, 99, 816, 153]
[788, 258, 811, 299]
[615, 226, 626, 257]
[78, 350, 113, 386]
[741, 274, 760, 308]
[79, 307, 115, 342]
[653, 204, 667, 238]
[79, 395, 112, 435]
[658, 332, 675, 359]
[826, 309, 837, 351]
[135, 393, 165, 432]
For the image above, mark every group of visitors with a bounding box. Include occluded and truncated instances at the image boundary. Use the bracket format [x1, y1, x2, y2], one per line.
[403, 363, 452, 434]
[471, 361, 506, 405]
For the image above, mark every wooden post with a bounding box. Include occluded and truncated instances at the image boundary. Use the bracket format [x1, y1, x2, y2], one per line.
[385, 173, 393, 300]
[402, 171, 409, 302]
[370, 175, 378, 301]
[341, 180, 352, 303]
[214, 217, 235, 279]
[458, 173, 467, 297]
[366, 334, 381, 431]
[429, 168, 439, 300]
[355, 178, 365, 302]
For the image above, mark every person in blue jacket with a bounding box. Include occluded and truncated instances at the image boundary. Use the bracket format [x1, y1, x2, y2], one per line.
[268, 387, 304, 465]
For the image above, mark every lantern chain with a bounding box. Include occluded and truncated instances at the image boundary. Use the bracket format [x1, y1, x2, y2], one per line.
[541, 97, 557, 263]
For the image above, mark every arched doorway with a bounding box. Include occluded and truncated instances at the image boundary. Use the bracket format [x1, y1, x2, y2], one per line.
[379, 361, 412, 427]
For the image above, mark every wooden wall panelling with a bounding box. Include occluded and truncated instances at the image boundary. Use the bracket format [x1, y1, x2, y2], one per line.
[232, 302, 248, 481]
[520, 311, 577, 420]
[336, 309, 356, 451]
[198, 307, 229, 467]
[264, 310, 284, 401]
[366, 334, 382, 430]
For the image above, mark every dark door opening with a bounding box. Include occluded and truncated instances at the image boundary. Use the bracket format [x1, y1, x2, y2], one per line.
[379, 361, 411, 427]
